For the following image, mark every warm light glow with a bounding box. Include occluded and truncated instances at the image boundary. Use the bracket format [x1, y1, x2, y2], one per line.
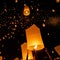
[54, 45, 60, 56]
[14, 57, 19, 60]
[52, 9, 55, 12]
[0, 56, 3, 60]
[56, 0, 60, 3]
[28, 50, 33, 60]
[25, 24, 44, 51]
[23, 5, 30, 16]
[42, 23, 46, 27]
[21, 42, 27, 60]
[34, 45, 37, 50]
[15, 0, 18, 3]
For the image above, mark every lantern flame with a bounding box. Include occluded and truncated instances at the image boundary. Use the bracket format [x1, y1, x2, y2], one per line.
[23, 5, 30, 16]
[34, 45, 37, 50]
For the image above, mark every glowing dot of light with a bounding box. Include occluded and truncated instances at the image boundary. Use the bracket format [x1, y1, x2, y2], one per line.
[42, 23, 46, 27]
[43, 20, 46, 22]
[37, 8, 39, 11]
[52, 50, 54, 54]
[11, 32, 15, 34]
[2, 45, 4, 47]
[47, 33, 50, 36]
[8, 37, 10, 39]
[5, 35, 7, 38]
[0, 52, 1, 54]
[52, 9, 55, 12]
[4, 9, 7, 12]
[7, 33, 10, 35]
[15, 25, 17, 27]
[2, 37, 5, 40]
[0, 39, 2, 41]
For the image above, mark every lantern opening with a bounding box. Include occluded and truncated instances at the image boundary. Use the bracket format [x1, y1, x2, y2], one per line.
[34, 45, 37, 50]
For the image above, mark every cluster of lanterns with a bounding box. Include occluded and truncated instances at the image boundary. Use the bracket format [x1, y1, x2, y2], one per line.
[21, 24, 45, 60]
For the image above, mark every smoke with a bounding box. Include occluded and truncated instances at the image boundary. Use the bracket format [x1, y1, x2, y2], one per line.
[46, 17, 60, 26]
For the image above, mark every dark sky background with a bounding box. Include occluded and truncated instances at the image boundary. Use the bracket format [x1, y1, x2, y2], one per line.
[0, 0, 60, 60]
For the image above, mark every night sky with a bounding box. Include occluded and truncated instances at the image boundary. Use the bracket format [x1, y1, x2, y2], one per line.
[0, 0, 60, 60]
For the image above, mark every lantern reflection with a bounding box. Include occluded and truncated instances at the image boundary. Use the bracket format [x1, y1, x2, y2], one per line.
[25, 24, 45, 51]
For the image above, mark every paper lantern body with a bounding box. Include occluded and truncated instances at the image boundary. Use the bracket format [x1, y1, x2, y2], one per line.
[21, 43, 33, 60]
[54, 45, 60, 56]
[23, 6, 30, 16]
[28, 50, 33, 60]
[25, 24, 44, 51]
[0, 56, 2, 60]
[21, 43, 27, 60]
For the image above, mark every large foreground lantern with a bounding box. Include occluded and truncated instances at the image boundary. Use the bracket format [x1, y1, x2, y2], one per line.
[23, 5, 30, 16]
[54, 45, 60, 56]
[21, 42, 27, 60]
[25, 24, 44, 51]
[28, 50, 33, 60]
[21, 42, 33, 60]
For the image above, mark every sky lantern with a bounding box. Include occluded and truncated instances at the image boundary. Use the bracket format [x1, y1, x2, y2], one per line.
[28, 50, 33, 60]
[56, 0, 60, 3]
[21, 42, 27, 60]
[25, 24, 45, 51]
[0, 56, 3, 60]
[21, 42, 33, 60]
[23, 5, 30, 16]
[54, 45, 60, 56]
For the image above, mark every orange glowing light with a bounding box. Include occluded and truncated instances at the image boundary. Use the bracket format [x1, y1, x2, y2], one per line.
[0, 56, 3, 60]
[25, 24, 44, 51]
[56, 0, 60, 3]
[21, 42, 27, 60]
[54, 45, 60, 56]
[15, 0, 18, 3]
[21, 42, 33, 60]
[23, 5, 30, 16]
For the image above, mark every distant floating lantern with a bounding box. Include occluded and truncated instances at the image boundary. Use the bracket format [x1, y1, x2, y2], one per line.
[56, 0, 60, 3]
[21, 42, 33, 60]
[54, 45, 60, 56]
[15, 0, 18, 3]
[25, 24, 45, 51]
[0, 56, 3, 60]
[23, 5, 30, 16]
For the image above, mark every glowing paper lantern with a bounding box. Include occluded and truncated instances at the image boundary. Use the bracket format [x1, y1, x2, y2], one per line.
[56, 0, 60, 3]
[28, 50, 33, 60]
[0, 56, 2, 60]
[54, 45, 60, 56]
[25, 24, 44, 51]
[23, 5, 30, 16]
[21, 42, 27, 60]
[21, 42, 34, 60]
